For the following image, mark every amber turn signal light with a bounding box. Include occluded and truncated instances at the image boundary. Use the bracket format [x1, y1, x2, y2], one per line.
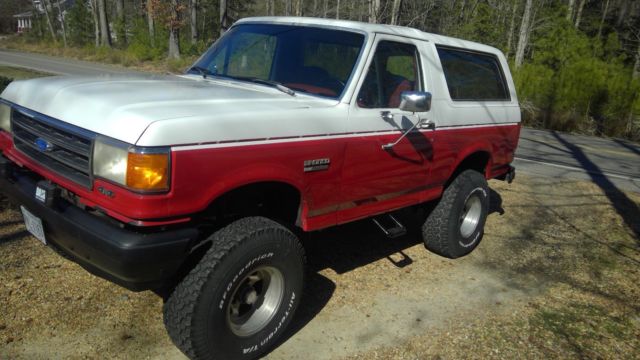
[126, 152, 170, 191]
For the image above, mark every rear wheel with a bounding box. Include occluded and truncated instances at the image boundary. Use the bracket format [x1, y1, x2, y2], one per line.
[163, 217, 305, 360]
[422, 169, 489, 258]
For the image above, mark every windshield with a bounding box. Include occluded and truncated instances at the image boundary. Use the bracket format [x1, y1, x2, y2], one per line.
[188, 24, 365, 99]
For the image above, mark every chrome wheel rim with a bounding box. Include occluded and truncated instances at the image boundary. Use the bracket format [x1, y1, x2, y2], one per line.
[459, 193, 482, 238]
[227, 266, 284, 337]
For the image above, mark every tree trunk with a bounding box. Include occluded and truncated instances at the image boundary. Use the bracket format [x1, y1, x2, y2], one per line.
[97, 0, 111, 47]
[336, 0, 340, 19]
[32, 1, 44, 38]
[506, 0, 519, 59]
[147, 0, 155, 47]
[56, 0, 67, 47]
[285, 0, 291, 15]
[633, 43, 640, 79]
[323, 0, 328, 17]
[201, 11, 206, 40]
[296, 0, 303, 16]
[220, 0, 228, 37]
[190, 0, 198, 45]
[90, 0, 99, 47]
[116, 0, 125, 45]
[616, 0, 628, 27]
[596, 0, 610, 39]
[566, 0, 575, 21]
[390, 0, 402, 25]
[369, 0, 380, 23]
[515, 0, 533, 68]
[168, 0, 180, 59]
[267, 0, 275, 15]
[575, 0, 586, 29]
[42, 0, 57, 42]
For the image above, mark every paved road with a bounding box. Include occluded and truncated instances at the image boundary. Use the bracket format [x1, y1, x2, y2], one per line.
[515, 128, 640, 192]
[0, 48, 140, 76]
[1, 49, 639, 192]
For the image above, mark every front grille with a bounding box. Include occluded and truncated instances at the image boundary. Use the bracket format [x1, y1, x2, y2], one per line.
[11, 108, 94, 188]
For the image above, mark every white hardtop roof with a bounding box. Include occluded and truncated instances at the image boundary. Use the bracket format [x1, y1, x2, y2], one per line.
[235, 16, 503, 56]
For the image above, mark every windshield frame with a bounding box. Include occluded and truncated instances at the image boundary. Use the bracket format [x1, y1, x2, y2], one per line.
[187, 21, 369, 101]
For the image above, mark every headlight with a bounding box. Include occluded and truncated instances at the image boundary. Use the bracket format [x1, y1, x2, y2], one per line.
[93, 136, 171, 192]
[0, 101, 11, 132]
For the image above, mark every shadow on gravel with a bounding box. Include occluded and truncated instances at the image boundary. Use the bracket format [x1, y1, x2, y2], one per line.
[0, 229, 29, 244]
[552, 131, 640, 241]
[273, 273, 336, 351]
[277, 187, 504, 349]
[0, 220, 24, 227]
[477, 174, 640, 324]
[303, 188, 503, 275]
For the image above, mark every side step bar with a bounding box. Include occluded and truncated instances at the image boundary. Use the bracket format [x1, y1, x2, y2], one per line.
[372, 214, 407, 238]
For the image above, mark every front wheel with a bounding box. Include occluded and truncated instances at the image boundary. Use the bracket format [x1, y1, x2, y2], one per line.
[422, 169, 490, 259]
[163, 217, 305, 360]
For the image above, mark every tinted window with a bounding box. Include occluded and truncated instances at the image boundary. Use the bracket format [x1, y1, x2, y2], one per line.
[436, 46, 509, 101]
[357, 41, 421, 108]
[212, 32, 277, 79]
[304, 42, 361, 85]
[191, 24, 365, 99]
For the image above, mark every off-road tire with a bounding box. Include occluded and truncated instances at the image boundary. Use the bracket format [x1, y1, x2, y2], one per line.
[422, 169, 489, 259]
[163, 217, 305, 360]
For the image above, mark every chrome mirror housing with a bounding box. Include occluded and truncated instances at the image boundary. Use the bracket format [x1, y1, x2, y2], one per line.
[399, 91, 432, 113]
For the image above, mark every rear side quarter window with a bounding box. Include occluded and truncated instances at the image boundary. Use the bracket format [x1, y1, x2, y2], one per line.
[436, 46, 510, 101]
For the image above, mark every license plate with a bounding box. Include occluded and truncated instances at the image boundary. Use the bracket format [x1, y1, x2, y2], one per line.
[20, 206, 46, 245]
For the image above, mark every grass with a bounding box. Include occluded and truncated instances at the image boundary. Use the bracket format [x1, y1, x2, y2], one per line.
[0, 35, 197, 74]
[0, 65, 51, 93]
[0, 65, 50, 80]
[532, 302, 635, 355]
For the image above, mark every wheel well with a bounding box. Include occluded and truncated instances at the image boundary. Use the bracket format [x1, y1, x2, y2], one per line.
[447, 151, 490, 186]
[200, 182, 301, 228]
[165, 182, 301, 292]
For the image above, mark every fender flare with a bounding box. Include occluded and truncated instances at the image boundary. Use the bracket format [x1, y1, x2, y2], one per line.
[199, 162, 307, 224]
[448, 142, 493, 180]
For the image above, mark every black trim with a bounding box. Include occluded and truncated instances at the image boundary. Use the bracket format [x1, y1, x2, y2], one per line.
[0, 155, 199, 291]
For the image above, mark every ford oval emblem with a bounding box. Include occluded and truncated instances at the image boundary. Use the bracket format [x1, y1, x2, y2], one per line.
[34, 138, 53, 152]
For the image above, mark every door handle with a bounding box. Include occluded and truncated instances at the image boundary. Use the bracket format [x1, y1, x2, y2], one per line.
[380, 111, 394, 122]
[419, 120, 435, 130]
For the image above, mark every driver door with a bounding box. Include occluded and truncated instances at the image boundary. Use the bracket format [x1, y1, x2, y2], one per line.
[340, 35, 435, 223]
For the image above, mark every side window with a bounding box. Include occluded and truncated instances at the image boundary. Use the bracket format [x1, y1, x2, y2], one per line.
[357, 41, 421, 109]
[436, 46, 510, 101]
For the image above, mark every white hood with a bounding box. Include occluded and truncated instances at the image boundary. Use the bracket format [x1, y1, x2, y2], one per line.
[1, 74, 342, 146]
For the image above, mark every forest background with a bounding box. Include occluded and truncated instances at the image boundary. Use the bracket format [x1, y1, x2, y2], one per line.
[1, 0, 639, 141]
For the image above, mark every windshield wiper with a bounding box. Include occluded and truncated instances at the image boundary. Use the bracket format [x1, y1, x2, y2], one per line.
[213, 74, 295, 96]
[245, 78, 296, 96]
[189, 66, 215, 79]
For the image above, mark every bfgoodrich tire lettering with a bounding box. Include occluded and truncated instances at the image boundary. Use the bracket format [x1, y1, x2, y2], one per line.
[422, 169, 489, 259]
[163, 217, 305, 360]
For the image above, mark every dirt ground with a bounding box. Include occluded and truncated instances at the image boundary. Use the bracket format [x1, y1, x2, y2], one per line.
[1, 174, 639, 359]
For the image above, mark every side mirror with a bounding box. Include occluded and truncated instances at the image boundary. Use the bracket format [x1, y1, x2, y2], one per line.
[399, 91, 432, 113]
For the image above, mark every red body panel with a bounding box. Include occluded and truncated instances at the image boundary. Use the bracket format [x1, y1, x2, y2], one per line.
[0, 123, 520, 231]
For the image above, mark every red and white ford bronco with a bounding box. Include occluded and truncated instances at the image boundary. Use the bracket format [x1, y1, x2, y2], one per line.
[0, 17, 519, 360]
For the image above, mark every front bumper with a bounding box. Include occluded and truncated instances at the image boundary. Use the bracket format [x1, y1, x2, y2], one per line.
[0, 155, 199, 291]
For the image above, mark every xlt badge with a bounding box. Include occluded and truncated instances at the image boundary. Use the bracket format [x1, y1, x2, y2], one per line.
[303, 158, 330, 172]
